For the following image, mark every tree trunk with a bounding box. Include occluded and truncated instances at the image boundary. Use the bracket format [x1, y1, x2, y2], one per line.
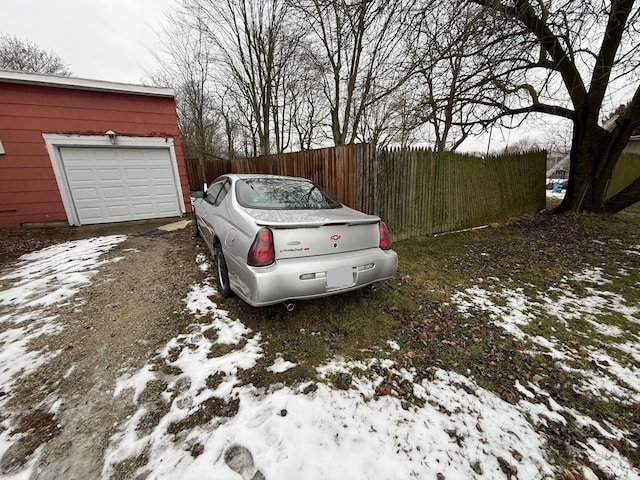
[557, 125, 608, 212]
[558, 107, 640, 213]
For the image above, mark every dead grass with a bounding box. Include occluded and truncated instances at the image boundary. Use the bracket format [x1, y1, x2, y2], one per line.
[215, 205, 640, 473]
[232, 288, 402, 387]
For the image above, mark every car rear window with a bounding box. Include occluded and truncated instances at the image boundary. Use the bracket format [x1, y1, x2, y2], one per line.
[236, 178, 342, 210]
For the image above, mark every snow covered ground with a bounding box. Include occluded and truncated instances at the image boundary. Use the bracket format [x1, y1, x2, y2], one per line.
[1, 234, 639, 479]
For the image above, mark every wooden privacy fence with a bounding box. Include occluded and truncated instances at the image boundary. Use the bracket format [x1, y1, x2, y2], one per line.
[185, 144, 546, 241]
[367, 148, 546, 240]
[185, 145, 361, 208]
[184, 157, 232, 190]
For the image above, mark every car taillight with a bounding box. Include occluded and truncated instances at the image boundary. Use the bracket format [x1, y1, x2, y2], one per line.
[379, 222, 391, 250]
[248, 228, 275, 266]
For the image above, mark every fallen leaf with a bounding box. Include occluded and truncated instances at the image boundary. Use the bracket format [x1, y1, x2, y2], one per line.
[190, 443, 204, 458]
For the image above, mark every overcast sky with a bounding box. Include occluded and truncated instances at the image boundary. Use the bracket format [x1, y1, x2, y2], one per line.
[0, 0, 175, 84]
[0, 0, 568, 153]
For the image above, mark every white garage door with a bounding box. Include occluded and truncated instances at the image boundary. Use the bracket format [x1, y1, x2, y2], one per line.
[60, 147, 182, 225]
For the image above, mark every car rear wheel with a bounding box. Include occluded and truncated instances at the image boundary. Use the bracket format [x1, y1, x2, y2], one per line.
[214, 242, 234, 297]
[193, 210, 201, 238]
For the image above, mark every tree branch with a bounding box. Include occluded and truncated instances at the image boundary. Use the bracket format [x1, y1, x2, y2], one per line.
[603, 175, 640, 213]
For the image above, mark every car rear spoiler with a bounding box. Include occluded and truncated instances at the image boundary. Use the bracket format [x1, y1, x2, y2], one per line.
[254, 218, 380, 228]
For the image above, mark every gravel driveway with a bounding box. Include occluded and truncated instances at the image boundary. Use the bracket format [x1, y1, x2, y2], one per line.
[0, 220, 207, 479]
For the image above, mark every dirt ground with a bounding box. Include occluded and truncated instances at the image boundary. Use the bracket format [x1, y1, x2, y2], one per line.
[0, 220, 208, 479]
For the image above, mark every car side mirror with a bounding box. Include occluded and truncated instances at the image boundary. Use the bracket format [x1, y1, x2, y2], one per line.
[192, 191, 204, 199]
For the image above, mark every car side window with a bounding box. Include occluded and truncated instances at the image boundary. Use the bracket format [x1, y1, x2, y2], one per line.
[213, 180, 230, 206]
[204, 182, 224, 205]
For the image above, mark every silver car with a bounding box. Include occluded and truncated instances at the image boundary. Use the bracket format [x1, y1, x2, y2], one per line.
[193, 174, 398, 307]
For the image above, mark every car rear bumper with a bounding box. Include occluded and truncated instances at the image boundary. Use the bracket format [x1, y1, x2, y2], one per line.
[228, 248, 398, 307]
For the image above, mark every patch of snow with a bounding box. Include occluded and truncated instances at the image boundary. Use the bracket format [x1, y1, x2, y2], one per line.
[49, 399, 63, 416]
[107, 347, 556, 479]
[184, 282, 219, 318]
[546, 189, 565, 199]
[572, 266, 611, 285]
[386, 340, 400, 351]
[625, 245, 640, 256]
[580, 438, 640, 479]
[114, 363, 157, 403]
[450, 261, 640, 467]
[587, 349, 640, 400]
[195, 253, 210, 271]
[266, 355, 297, 373]
[0, 236, 126, 308]
[615, 338, 640, 363]
[104, 281, 564, 480]
[0, 319, 63, 392]
[63, 364, 76, 379]
[0, 235, 128, 479]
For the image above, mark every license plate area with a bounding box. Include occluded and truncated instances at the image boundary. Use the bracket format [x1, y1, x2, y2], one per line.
[326, 265, 354, 289]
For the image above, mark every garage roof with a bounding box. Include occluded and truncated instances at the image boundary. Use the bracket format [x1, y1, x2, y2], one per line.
[0, 69, 174, 98]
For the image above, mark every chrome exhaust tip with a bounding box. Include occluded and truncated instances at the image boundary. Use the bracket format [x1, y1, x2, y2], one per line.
[283, 302, 295, 312]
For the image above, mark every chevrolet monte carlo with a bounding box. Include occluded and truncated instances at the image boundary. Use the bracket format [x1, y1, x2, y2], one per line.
[193, 174, 398, 307]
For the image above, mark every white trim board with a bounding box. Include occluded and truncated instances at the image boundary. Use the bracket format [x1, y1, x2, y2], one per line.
[1, 69, 174, 97]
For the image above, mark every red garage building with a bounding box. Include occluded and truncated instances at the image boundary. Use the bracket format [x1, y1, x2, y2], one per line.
[0, 70, 191, 228]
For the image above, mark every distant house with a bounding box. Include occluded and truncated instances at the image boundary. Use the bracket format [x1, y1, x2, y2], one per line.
[545, 121, 640, 180]
[0, 70, 191, 228]
[627, 126, 640, 154]
[546, 151, 567, 179]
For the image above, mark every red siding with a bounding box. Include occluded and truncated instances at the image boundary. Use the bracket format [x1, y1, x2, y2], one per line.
[0, 82, 190, 228]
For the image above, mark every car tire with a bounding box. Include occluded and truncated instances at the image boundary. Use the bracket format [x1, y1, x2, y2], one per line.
[215, 242, 234, 297]
[193, 211, 201, 238]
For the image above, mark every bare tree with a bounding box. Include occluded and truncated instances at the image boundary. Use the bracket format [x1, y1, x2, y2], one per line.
[502, 136, 542, 153]
[464, 0, 640, 213]
[356, 84, 424, 148]
[185, 0, 300, 156]
[287, 61, 326, 150]
[542, 120, 572, 155]
[149, 8, 226, 171]
[410, 2, 495, 152]
[0, 34, 71, 76]
[289, 0, 420, 146]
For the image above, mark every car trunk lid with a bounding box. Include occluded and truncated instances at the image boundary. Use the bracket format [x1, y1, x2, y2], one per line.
[245, 207, 381, 259]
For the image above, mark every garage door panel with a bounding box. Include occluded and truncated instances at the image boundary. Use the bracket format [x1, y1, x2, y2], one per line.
[124, 168, 148, 181]
[132, 204, 155, 215]
[95, 150, 125, 162]
[60, 147, 181, 225]
[152, 184, 177, 194]
[66, 169, 95, 182]
[106, 205, 131, 217]
[156, 202, 180, 214]
[151, 168, 173, 180]
[60, 150, 90, 165]
[148, 160, 172, 168]
[102, 186, 126, 200]
[120, 150, 145, 159]
[129, 185, 151, 198]
[76, 206, 103, 222]
[73, 187, 100, 201]
[96, 169, 123, 181]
